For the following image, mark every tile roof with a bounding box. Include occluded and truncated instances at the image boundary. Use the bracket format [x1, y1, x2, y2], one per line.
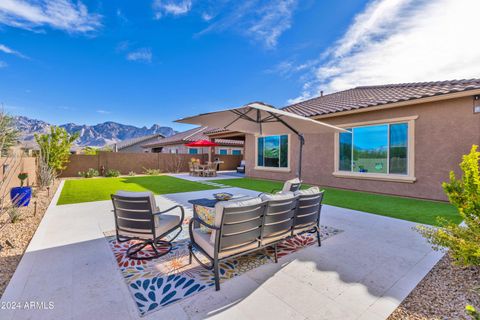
[142, 127, 243, 148]
[203, 127, 229, 135]
[283, 78, 480, 117]
[114, 134, 164, 150]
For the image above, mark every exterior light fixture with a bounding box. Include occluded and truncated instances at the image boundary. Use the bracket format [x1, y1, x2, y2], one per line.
[474, 95, 480, 114]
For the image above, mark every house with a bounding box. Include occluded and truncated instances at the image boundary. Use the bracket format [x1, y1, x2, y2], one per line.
[111, 134, 164, 153]
[210, 79, 480, 201]
[142, 126, 244, 155]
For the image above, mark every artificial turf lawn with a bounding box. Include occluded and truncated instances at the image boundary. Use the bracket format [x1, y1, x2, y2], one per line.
[57, 176, 219, 205]
[211, 178, 461, 226]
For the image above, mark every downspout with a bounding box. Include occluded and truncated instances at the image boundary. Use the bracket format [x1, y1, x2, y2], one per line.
[298, 134, 305, 180]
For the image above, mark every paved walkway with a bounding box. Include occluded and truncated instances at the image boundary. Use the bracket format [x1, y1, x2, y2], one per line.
[1, 181, 443, 320]
[169, 171, 244, 183]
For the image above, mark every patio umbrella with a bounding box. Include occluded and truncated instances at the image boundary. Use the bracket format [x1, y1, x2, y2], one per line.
[176, 102, 347, 179]
[185, 140, 218, 163]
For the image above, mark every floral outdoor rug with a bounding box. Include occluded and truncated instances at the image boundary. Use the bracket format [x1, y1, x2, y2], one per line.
[105, 224, 342, 317]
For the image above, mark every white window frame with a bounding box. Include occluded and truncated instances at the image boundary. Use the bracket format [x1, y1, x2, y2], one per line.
[254, 134, 291, 172]
[333, 116, 417, 183]
[218, 148, 228, 155]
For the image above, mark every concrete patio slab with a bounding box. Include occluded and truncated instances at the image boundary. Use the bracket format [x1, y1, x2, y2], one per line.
[0, 181, 443, 320]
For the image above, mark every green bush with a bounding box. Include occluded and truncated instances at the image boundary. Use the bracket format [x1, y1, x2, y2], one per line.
[418, 145, 480, 266]
[105, 169, 120, 177]
[78, 168, 99, 178]
[143, 168, 161, 176]
[466, 305, 480, 320]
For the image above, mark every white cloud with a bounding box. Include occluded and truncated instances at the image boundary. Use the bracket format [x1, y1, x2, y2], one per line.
[198, 0, 298, 49]
[289, 0, 480, 103]
[247, 0, 297, 49]
[116, 8, 128, 24]
[96, 109, 111, 114]
[201, 12, 213, 21]
[116, 40, 130, 52]
[0, 0, 102, 33]
[0, 44, 28, 58]
[126, 48, 152, 63]
[153, 0, 192, 19]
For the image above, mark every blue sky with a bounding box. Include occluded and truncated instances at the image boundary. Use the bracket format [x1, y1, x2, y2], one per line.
[0, 0, 478, 131]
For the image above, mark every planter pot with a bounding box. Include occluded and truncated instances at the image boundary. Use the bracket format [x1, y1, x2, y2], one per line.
[10, 186, 32, 207]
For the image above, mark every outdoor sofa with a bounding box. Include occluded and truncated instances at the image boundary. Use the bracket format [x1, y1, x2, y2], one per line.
[188, 187, 324, 290]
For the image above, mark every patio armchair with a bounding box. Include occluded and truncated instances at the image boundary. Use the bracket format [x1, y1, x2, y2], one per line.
[188, 197, 267, 290]
[204, 162, 217, 177]
[269, 177, 302, 194]
[111, 191, 184, 260]
[292, 187, 324, 246]
[236, 160, 245, 173]
[192, 162, 203, 177]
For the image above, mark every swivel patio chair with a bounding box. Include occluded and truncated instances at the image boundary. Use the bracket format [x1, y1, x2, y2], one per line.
[111, 191, 184, 260]
[259, 177, 302, 197]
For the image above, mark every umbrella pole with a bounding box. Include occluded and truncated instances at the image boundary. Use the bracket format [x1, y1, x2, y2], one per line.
[298, 134, 305, 180]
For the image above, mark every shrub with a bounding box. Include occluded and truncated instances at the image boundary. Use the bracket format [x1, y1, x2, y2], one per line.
[18, 172, 28, 187]
[105, 169, 120, 177]
[417, 145, 480, 267]
[466, 305, 480, 320]
[37, 147, 55, 188]
[128, 171, 136, 176]
[8, 198, 23, 223]
[143, 168, 161, 175]
[78, 168, 99, 178]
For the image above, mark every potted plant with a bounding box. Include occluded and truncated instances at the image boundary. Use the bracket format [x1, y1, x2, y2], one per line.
[10, 172, 32, 207]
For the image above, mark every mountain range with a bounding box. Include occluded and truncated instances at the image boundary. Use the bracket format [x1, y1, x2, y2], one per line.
[14, 116, 177, 147]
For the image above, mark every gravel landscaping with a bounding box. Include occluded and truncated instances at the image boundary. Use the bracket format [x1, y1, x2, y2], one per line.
[0, 180, 60, 297]
[388, 254, 480, 320]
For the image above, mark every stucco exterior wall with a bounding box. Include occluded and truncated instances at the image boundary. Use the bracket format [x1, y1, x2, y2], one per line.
[0, 156, 37, 205]
[245, 96, 480, 201]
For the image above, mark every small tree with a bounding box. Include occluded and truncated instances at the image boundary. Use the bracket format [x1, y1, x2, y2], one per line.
[418, 145, 480, 266]
[82, 146, 98, 155]
[37, 147, 55, 188]
[0, 112, 19, 155]
[0, 111, 20, 215]
[34, 127, 79, 176]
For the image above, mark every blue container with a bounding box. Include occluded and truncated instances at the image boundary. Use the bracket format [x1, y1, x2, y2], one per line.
[10, 186, 32, 207]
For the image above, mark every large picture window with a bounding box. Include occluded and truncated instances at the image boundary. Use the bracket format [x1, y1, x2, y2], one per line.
[257, 135, 289, 168]
[339, 123, 408, 175]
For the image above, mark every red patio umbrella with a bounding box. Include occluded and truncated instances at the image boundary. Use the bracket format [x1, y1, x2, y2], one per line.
[185, 140, 218, 162]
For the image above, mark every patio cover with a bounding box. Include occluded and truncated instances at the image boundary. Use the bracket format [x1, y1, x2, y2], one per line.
[176, 102, 347, 179]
